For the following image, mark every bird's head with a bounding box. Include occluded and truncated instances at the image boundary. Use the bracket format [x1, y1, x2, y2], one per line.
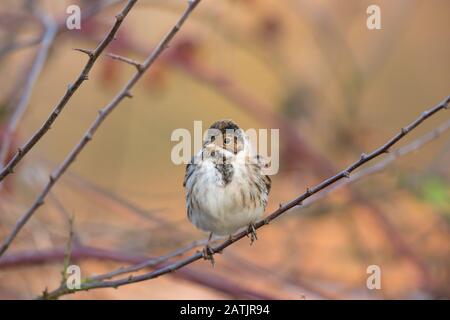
[204, 119, 246, 155]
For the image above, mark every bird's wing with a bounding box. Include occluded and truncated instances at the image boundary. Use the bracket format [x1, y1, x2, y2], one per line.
[183, 156, 197, 187]
[254, 154, 272, 194]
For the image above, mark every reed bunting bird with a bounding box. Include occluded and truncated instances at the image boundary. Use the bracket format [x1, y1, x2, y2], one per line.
[183, 119, 271, 263]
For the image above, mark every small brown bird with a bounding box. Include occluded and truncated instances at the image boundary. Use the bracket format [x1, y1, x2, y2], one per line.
[183, 119, 271, 261]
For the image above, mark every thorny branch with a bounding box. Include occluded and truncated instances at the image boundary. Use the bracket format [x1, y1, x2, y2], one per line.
[1, 111, 448, 299]
[100, 35, 440, 291]
[0, 0, 138, 183]
[39, 95, 449, 299]
[0, 0, 202, 259]
[299, 118, 450, 208]
[0, 0, 125, 61]
[0, 244, 274, 300]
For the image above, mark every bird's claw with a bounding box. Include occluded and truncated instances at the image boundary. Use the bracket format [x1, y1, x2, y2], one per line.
[202, 244, 215, 267]
[247, 223, 258, 245]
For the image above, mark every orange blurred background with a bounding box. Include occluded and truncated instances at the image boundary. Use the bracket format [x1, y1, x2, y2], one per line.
[0, 0, 449, 299]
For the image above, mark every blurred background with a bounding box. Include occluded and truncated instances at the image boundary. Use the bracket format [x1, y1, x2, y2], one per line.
[0, 0, 449, 299]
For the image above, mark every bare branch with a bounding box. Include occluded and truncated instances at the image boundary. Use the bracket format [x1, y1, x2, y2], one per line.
[89, 239, 207, 282]
[0, 0, 202, 258]
[0, 0, 124, 60]
[90, 35, 437, 286]
[300, 118, 450, 208]
[0, 0, 138, 183]
[40, 95, 449, 298]
[59, 216, 75, 286]
[107, 52, 143, 71]
[1, 116, 448, 299]
[0, 244, 275, 300]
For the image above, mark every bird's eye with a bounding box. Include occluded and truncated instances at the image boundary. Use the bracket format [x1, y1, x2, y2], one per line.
[211, 151, 216, 157]
[224, 137, 232, 145]
[210, 136, 215, 142]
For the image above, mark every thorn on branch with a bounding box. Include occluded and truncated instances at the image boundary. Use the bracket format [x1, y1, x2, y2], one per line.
[107, 53, 143, 72]
[401, 127, 409, 134]
[124, 92, 133, 99]
[115, 13, 124, 22]
[444, 95, 450, 107]
[73, 48, 94, 58]
[360, 153, 367, 160]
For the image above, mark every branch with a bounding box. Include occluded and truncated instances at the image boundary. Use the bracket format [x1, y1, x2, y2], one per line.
[41, 95, 449, 298]
[107, 52, 143, 71]
[80, 36, 335, 176]
[1, 116, 448, 299]
[0, 8, 57, 177]
[300, 118, 450, 208]
[0, 244, 275, 300]
[94, 35, 437, 286]
[36, 114, 450, 299]
[0, 0, 202, 258]
[89, 240, 207, 282]
[0, 0, 125, 60]
[0, 0, 138, 183]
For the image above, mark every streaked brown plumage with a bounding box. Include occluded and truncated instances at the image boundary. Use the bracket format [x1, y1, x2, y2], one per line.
[183, 119, 271, 243]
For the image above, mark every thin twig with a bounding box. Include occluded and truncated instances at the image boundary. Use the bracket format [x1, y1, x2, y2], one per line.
[48, 192, 82, 246]
[59, 216, 75, 286]
[1, 115, 448, 298]
[89, 239, 207, 282]
[0, 0, 202, 259]
[40, 95, 449, 299]
[0, 0, 124, 60]
[57, 117, 450, 294]
[107, 52, 143, 71]
[299, 118, 450, 208]
[0, 9, 57, 176]
[0, 244, 275, 300]
[0, 0, 138, 183]
[66, 171, 168, 224]
[94, 34, 435, 286]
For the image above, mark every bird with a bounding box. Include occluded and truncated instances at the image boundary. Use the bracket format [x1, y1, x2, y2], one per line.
[183, 119, 271, 264]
